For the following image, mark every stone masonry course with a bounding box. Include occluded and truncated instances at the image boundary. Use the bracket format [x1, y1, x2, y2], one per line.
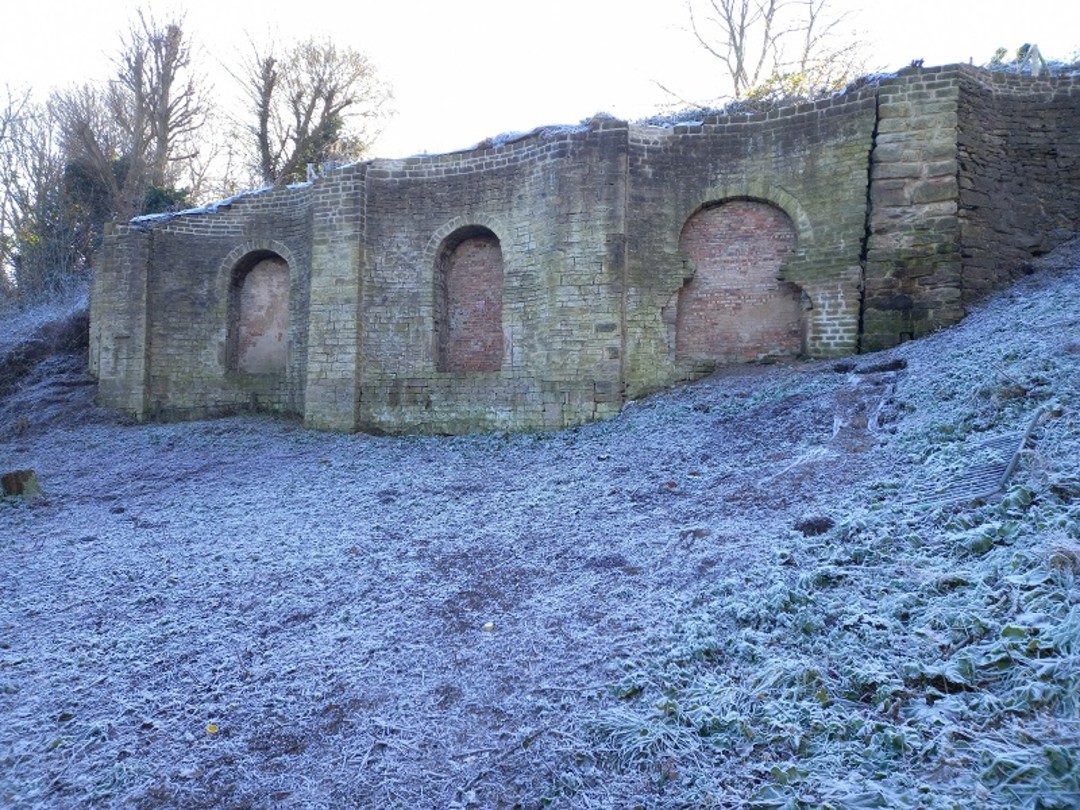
[90, 64, 1080, 433]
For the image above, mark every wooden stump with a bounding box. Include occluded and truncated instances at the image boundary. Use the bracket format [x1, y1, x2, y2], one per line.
[2, 469, 40, 497]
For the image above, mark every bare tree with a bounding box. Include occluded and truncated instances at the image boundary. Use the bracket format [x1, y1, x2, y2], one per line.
[1, 11, 208, 300]
[54, 83, 143, 223]
[118, 11, 206, 190]
[56, 9, 205, 223]
[238, 37, 392, 187]
[0, 90, 85, 299]
[0, 86, 33, 289]
[687, 0, 864, 102]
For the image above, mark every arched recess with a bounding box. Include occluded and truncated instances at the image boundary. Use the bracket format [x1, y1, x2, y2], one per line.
[434, 225, 504, 373]
[675, 199, 804, 363]
[227, 250, 290, 374]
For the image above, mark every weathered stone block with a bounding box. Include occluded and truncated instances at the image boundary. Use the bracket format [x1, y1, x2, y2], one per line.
[912, 177, 959, 204]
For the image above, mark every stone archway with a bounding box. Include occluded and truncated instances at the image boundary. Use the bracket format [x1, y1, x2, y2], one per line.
[675, 199, 803, 363]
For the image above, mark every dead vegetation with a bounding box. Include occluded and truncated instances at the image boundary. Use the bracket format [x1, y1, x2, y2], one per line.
[0, 287, 109, 441]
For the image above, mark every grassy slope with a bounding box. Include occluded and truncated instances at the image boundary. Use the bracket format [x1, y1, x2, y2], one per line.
[574, 245, 1080, 809]
[1, 243, 1078, 809]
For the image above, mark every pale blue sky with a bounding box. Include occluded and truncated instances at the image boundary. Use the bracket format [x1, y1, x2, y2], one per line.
[2, 0, 1077, 158]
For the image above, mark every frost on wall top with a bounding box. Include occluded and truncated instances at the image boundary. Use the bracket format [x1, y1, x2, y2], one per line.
[89, 64, 1080, 434]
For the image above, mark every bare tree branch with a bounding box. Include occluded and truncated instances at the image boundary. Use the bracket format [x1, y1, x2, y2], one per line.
[236, 36, 393, 187]
[685, 0, 864, 102]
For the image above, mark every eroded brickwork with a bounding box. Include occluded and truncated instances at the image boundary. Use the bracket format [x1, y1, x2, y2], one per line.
[675, 201, 800, 363]
[439, 233, 505, 373]
[90, 64, 1080, 434]
[236, 258, 289, 374]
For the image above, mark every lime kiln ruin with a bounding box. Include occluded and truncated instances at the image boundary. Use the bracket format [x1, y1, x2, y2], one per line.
[90, 64, 1080, 433]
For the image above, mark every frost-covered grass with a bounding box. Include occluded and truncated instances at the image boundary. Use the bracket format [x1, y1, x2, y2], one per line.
[581, 477, 1080, 808]
[0, 283, 97, 441]
[0, 282, 88, 361]
[1, 242, 1078, 808]
[572, 245, 1080, 809]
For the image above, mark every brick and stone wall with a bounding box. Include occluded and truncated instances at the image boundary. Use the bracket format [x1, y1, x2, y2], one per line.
[348, 118, 628, 433]
[621, 87, 878, 398]
[90, 64, 1080, 434]
[92, 185, 312, 421]
[674, 201, 801, 363]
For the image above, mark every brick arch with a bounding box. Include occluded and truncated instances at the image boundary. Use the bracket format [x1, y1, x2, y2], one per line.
[217, 239, 300, 289]
[223, 247, 293, 374]
[425, 213, 508, 263]
[688, 182, 813, 247]
[433, 225, 505, 373]
[675, 199, 805, 363]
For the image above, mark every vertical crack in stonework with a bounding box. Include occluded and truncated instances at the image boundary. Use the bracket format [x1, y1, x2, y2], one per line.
[858, 89, 881, 353]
